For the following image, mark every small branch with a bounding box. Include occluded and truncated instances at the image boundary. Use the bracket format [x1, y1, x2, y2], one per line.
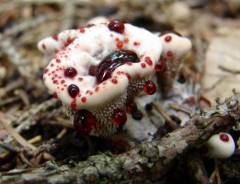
[0, 112, 36, 151]
[1, 93, 240, 184]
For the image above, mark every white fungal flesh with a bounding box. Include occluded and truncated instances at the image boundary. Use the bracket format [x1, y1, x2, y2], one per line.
[206, 132, 235, 159]
[39, 23, 162, 110]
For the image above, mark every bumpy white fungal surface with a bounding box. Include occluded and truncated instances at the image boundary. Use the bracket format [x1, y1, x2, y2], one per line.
[160, 33, 192, 60]
[39, 23, 162, 110]
[206, 132, 235, 159]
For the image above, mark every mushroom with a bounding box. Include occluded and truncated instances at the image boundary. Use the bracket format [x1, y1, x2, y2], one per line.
[39, 20, 162, 136]
[155, 32, 192, 95]
[205, 132, 235, 159]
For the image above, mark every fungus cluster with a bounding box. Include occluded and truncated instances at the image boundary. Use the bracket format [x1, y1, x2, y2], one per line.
[38, 18, 192, 137]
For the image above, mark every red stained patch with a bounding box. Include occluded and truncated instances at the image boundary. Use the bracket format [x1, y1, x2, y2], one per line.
[64, 38, 75, 47]
[133, 41, 140, 46]
[79, 27, 85, 33]
[44, 69, 49, 73]
[71, 100, 77, 110]
[81, 97, 87, 103]
[164, 35, 172, 42]
[42, 44, 46, 50]
[141, 63, 146, 68]
[95, 86, 100, 92]
[127, 62, 132, 66]
[155, 62, 165, 73]
[116, 40, 123, 49]
[52, 35, 59, 41]
[145, 56, 153, 66]
[219, 133, 229, 142]
[166, 51, 173, 58]
[111, 78, 118, 84]
[53, 92, 58, 99]
[126, 73, 131, 80]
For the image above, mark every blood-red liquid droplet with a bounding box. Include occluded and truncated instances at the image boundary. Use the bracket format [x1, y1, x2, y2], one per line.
[155, 62, 165, 72]
[164, 35, 172, 42]
[73, 110, 96, 134]
[144, 80, 157, 95]
[112, 109, 127, 127]
[108, 20, 125, 34]
[219, 133, 229, 142]
[95, 50, 140, 83]
[68, 84, 80, 98]
[64, 67, 77, 78]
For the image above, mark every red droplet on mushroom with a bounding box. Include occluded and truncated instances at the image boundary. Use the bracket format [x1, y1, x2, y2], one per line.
[95, 49, 140, 83]
[68, 84, 80, 98]
[164, 35, 172, 42]
[52, 35, 59, 41]
[88, 65, 98, 76]
[64, 67, 77, 78]
[155, 62, 165, 72]
[145, 56, 153, 66]
[73, 110, 96, 134]
[108, 20, 125, 34]
[143, 80, 157, 95]
[220, 133, 229, 142]
[112, 108, 127, 126]
[166, 51, 173, 58]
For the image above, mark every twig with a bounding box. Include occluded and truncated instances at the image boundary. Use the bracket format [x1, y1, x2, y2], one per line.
[0, 112, 36, 151]
[1, 92, 239, 184]
[153, 101, 178, 129]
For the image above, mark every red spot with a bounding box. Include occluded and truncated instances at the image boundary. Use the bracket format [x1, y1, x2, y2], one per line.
[68, 84, 80, 98]
[133, 41, 140, 46]
[88, 65, 98, 76]
[126, 73, 131, 80]
[124, 38, 129, 43]
[52, 35, 59, 41]
[42, 44, 46, 50]
[64, 38, 74, 47]
[112, 109, 127, 127]
[143, 80, 157, 95]
[50, 64, 54, 67]
[166, 51, 173, 58]
[164, 35, 172, 42]
[53, 92, 58, 99]
[145, 56, 153, 66]
[220, 133, 229, 142]
[73, 110, 96, 134]
[64, 67, 77, 78]
[116, 40, 123, 49]
[141, 63, 146, 68]
[71, 100, 77, 110]
[127, 62, 132, 66]
[61, 80, 65, 84]
[183, 96, 196, 106]
[53, 80, 58, 84]
[155, 62, 165, 73]
[89, 92, 93, 95]
[44, 69, 49, 73]
[79, 27, 85, 33]
[111, 78, 118, 84]
[78, 77, 83, 81]
[95, 86, 100, 92]
[56, 58, 61, 63]
[81, 97, 87, 103]
[108, 20, 125, 34]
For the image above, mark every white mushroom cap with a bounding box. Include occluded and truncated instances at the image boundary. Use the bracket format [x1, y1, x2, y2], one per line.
[40, 23, 162, 110]
[206, 132, 235, 159]
[160, 33, 192, 60]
